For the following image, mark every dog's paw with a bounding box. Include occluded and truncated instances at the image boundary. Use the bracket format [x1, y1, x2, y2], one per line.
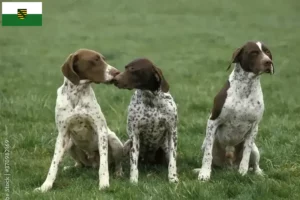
[130, 177, 138, 184]
[63, 166, 73, 171]
[192, 168, 201, 174]
[99, 181, 109, 190]
[254, 168, 264, 176]
[130, 170, 138, 184]
[34, 187, 42, 193]
[99, 173, 110, 190]
[169, 176, 179, 183]
[238, 167, 248, 176]
[64, 162, 83, 171]
[198, 168, 211, 181]
[34, 182, 53, 193]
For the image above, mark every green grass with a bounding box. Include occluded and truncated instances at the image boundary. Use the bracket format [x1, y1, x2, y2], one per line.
[1, 0, 300, 199]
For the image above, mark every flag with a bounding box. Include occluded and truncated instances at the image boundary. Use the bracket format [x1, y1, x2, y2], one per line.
[2, 2, 42, 26]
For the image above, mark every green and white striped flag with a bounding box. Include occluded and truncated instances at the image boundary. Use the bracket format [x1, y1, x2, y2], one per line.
[2, 2, 42, 26]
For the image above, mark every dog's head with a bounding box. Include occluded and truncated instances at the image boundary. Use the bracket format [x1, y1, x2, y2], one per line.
[228, 41, 274, 75]
[113, 58, 169, 92]
[61, 49, 120, 85]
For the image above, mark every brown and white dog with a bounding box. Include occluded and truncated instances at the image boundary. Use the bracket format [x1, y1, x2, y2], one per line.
[113, 58, 179, 184]
[195, 41, 274, 181]
[35, 49, 124, 192]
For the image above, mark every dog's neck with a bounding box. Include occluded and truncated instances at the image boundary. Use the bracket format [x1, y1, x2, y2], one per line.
[63, 78, 92, 92]
[62, 78, 93, 107]
[135, 89, 163, 106]
[229, 63, 262, 98]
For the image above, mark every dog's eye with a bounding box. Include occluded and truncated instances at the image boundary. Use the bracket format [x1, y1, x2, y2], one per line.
[89, 60, 96, 65]
[125, 65, 134, 71]
[95, 55, 100, 61]
[250, 51, 259, 56]
[265, 50, 272, 59]
[265, 50, 270, 55]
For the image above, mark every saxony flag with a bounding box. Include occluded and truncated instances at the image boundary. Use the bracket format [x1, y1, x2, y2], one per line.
[2, 2, 42, 26]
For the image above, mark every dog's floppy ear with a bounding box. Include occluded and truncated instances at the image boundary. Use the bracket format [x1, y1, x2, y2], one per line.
[61, 53, 80, 85]
[269, 51, 275, 74]
[153, 66, 169, 93]
[227, 47, 243, 71]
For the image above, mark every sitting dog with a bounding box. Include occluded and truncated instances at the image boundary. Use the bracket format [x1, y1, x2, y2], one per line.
[196, 41, 274, 181]
[113, 58, 179, 183]
[35, 49, 123, 192]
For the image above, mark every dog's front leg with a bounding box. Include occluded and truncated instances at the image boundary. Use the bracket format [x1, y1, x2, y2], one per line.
[198, 119, 219, 181]
[130, 132, 139, 183]
[239, 123, 258, 176]
[168, 127, 179, 183]
[98, 125, 109, 190]
[34, 128, 70, 192]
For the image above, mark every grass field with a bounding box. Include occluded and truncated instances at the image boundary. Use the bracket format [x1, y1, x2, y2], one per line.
[1, 0, 300, 199]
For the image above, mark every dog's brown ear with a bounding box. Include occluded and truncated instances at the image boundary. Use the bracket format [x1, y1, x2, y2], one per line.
[227, 47, 243, 71]
[153, 66, 169, 93]
[61, 53, 79, 85]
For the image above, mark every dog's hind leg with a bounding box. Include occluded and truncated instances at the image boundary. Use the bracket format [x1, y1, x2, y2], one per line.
[250, 143, 264, 176]
[108, 133, 124, 177]
[63, 143, 86, 171]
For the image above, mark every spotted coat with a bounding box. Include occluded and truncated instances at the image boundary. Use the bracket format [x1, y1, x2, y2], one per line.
[35, 49, 122, 192]
[196, 41, 274, 181]
[127, 89, 179, 183]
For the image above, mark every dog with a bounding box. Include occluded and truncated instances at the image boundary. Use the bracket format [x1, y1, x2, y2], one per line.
[34, 49, 124, 192]
[113, 58, 179, 183]
[196, 41, 274, 181]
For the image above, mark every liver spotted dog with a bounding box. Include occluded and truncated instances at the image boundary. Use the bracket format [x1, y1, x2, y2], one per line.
[195, 41, 274, 181]
[35, 49, 124, 192]
[113, 58, 179, 183]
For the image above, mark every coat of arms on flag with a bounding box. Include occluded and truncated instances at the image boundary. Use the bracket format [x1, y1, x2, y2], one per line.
[17, 9, 27, 20]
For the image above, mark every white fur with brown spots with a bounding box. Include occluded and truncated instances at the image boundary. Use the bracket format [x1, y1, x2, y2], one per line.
[195, 41, 274, 181]
[34, 49, 123, 192]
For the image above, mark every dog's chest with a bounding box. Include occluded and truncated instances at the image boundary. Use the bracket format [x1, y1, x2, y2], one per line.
[140, 110, 168, 147]
[128, 92, 176, 151]
[68, 119, 98, 150]
[223, 92, 264, 122]
[55, 84, 101, 153]
[136, 106, 170, 149]
[217, 84, 264, 145]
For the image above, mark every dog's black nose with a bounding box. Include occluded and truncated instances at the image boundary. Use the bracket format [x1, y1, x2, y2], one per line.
[111, 70, 120, 77]
[263, 60, 273, 67]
